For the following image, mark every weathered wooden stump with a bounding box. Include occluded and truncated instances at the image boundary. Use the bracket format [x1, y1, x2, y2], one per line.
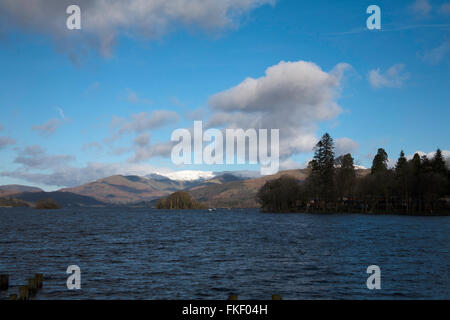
[28, 278, 38, 295]
[272, 294, 282, 300]
[9, 294, 18, 300]
[228, 294, 238, 300]
[35, 274, 44, 288]
[0, 274, 9, 290]
[19, 285, 29, 300]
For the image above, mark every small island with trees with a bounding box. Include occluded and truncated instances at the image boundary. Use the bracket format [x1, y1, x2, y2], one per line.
[156, 191, 207, 210]
[257, 133, 449, 215]
[34, 199, 61, 210]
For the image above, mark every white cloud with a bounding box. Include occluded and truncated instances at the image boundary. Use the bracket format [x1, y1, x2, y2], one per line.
[279, 158, 302, 170]
[422, 41, 450, 64]
[32, 118, 63, 136]
[440, 3, 450, 14]
[56, 107, 65, 119]
[368, 64, 410, 89]
[134, 133, 151, 147]
[125, 88, 152, 105]
[129, 140, 175, 162]
[0, 0, 275, 58]
[335, 137, 359, 156]
[113, 110, 179, 135]
[13, 145, 75, 170]
[82, 142, 104, 152]
[0, 136, 16, 149]
[410, 0, 432, 16]
[207, 60, 351, 158]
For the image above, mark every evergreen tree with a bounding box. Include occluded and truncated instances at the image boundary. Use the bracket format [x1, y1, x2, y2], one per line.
[311, 133, 335, 201]
[432, 149, 447, 175]
[395, 150, 408, 174]
[371, 148, 388, 174]
[411, 153, 421, 174]
[335, 153, 356, 200]
[395, 150, 409, 212]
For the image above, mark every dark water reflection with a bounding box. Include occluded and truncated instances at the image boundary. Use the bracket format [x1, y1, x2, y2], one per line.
[0, 208, 448, 299]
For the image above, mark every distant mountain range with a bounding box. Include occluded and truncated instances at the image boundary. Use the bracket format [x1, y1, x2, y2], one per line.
[0, 169, 371, 208]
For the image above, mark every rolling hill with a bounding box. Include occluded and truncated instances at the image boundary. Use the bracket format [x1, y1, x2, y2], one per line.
[0, 185, 43, 197]
[61, 175, 186, 204]
[14, 191, 105, 207]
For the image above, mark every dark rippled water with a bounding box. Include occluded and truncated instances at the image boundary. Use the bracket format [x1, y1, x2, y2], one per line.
[0, 207, 449, 299]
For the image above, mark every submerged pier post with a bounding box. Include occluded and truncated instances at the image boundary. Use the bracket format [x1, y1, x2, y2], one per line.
[0, 274, 9, 290]
[28, 278, 37, 295]
[272, 294, 282, 300]
[35, 274, 43, 289]
[228, 294, 238, 300]
[19, 286, 29, 300]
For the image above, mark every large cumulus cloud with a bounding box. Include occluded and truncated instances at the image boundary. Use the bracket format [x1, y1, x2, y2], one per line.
[207, 60, 353, 158]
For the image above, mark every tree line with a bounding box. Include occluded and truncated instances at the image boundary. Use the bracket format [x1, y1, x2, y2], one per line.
[257, 133, 449, 215]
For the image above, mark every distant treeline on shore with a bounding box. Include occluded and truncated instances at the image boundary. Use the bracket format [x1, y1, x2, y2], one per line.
[257, 133, 449, 215]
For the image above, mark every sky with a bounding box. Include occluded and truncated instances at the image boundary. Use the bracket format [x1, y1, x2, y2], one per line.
[0, 0, 449, 191]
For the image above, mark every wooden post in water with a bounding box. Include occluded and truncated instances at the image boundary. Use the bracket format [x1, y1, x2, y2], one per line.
[272, 294, 282, 300]
[19, 286, 29, 300]
[28, 278, 38, 295]
[9, 294, 18, 300]
[228, 294, 238, 300]
[0, 274, 9, 290]
[35, 274, 43, 289]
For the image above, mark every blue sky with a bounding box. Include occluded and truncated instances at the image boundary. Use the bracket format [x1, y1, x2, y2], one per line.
[0, 0, 449, 190]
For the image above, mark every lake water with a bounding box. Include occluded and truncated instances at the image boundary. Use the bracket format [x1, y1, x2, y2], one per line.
[0, 207, 449, 299]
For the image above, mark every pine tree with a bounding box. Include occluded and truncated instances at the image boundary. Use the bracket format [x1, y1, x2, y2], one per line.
[371, 148, 388, 174]
[432, 149, 447, 175]
[395, 150, 409, 212]
[395, 150, 407, 174]
[311, 133, 335, 201]
[335, 153, 356, 200]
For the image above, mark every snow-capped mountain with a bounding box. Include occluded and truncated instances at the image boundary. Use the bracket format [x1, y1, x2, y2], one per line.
[148, 170, 261, 182]
[149, 170, 216, 182]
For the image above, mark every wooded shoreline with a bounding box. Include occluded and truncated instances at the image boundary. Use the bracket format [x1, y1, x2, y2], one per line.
[257, 133, 450, 216]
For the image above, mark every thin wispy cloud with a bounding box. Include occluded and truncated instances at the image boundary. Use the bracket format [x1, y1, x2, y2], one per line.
[421, 41, 450, 64]
[125, 88, 152, 106]
[0, 136, 16, 149]
[113, 110, 179, 136]
[368, 64, 410, 89]
[32, 118, 62, 137]
[326, 24, 450, 36]
[13, 145, 74, 170]
[440, 3, 450, 14]
[410, 0, 432, 16]
[56, 107, 65, 119]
